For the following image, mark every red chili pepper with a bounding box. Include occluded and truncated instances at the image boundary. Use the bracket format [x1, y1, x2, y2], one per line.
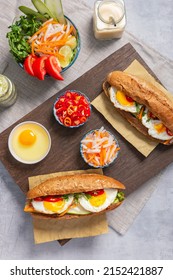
[67, 105, 77, 115]
[66, 91, 72, 99]
[55, 91, 90, 127]
[86, 189, 105, 197]
[63, 116, 72, 126]
[32, 56, 48, 80]
[80, 116, 87, 123]
[23, 55, 36, 76]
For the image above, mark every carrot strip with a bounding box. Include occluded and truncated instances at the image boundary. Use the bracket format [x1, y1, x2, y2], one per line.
[138, 106, 145, 120]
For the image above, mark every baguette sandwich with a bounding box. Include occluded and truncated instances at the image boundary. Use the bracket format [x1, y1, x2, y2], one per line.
[24, 173, 125, 220]
[103, 71, 173, 145]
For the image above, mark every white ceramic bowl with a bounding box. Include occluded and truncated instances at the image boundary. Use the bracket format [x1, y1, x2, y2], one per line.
[8, 121, 51, 164]
[80, 128, 120, 168]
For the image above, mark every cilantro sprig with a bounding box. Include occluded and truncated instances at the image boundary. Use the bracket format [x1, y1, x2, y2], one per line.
[6, 15, 42, 63]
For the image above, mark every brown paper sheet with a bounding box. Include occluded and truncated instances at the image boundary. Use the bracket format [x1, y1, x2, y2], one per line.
[28, 169, 108, 244]
[92, 60, 171, 157]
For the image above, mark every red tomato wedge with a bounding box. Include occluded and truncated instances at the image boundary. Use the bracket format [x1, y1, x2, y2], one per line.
[23, 55, 36, 76]
[32, 56, 48, 80]
[86, 189, 105, 197]
[45, 56, 64, 80]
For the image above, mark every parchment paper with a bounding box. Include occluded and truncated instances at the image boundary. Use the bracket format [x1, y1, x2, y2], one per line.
[28, 169, 108, 244]
[92, 60, 172, 157]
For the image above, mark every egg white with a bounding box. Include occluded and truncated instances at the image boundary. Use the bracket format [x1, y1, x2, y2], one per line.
[109, 86, 142, 113]
[142, 108, 172, 141]
[78, 189, 118, 213]
[31, 195, 74, 214]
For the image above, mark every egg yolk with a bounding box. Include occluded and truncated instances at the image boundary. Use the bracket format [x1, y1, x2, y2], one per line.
[43, 200, 65, 212]
[18, 129, 36, 146]
[89, 192, 106, 207]
[116, 91, 135, 106]
[154, 123, 166, 133]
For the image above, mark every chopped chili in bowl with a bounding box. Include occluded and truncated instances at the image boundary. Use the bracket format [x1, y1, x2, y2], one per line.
[53, 90, 91, 128]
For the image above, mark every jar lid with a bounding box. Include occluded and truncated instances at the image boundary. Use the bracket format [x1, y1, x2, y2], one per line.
[0, 74, 9, 98]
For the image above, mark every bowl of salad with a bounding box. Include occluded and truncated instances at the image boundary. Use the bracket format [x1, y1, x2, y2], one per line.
[6, 0, 80, 80]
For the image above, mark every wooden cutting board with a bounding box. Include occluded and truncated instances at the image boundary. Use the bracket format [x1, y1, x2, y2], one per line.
[0, 43, 173, 197]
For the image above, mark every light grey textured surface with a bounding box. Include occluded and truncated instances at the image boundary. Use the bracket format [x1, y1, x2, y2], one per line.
[0, 0, 173, 260]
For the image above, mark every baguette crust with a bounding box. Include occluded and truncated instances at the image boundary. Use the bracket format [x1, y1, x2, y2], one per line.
[27, 173, 125, 199]
[107, 71, 173, 133]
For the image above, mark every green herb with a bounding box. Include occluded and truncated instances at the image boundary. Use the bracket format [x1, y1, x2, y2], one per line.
[114, 191, 125, 203]
[135, 102, 141, 114]
[142, 110, 146, 117]
[62, 194, 69, 201]
[74, 193, 81, 203]
[84, 193, 92, 200]
[6, 15, 42, 63]
[146, 118, 151, 122]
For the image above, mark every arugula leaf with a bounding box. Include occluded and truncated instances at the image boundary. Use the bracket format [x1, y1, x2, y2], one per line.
[6, 15, 42, 63]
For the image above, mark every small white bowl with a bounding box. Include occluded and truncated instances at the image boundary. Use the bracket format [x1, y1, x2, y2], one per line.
[8, 121, 51, 164]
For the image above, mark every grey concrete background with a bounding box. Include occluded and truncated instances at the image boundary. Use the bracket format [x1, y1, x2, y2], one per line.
[0, 0, 173, 260]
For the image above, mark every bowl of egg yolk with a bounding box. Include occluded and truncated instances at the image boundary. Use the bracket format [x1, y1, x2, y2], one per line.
[8, 121, 51, 164]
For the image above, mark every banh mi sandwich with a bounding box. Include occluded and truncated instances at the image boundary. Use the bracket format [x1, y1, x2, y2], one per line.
[103, 71, 173, 145]
[24, 174, 125, 219]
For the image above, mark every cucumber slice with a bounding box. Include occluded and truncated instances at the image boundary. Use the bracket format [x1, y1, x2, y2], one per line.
[67, 205, 90, 215]
[31, 0, 55, 19]
[19, 6, 48, 21]
[44, 0, 66, 24]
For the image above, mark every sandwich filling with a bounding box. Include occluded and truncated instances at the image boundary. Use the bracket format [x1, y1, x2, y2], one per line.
[109, 86, 173, 143]
[24, 189, 124, 216]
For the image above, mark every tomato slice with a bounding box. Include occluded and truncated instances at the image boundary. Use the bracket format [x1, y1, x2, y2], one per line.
[148, 111, 158, 120]
[33, 197, 44, 201]
[23, 55, 36, 76]
[45, 56, 64, 80]
[43, 196, 63, 202]
[32, 56, 48, 80]
[166, 128, 173, 136]
[86, 189, 105, 197]
[125, 95, 134, 102]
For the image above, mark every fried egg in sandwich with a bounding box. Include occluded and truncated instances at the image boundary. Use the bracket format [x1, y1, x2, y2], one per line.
[109, 86, 142, 113]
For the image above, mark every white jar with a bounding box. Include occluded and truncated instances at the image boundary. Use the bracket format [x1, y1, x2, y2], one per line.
[93, 0, 126, 40]
[0, 74, 17, 108]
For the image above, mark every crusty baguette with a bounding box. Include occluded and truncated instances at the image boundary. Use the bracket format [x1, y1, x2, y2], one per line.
[103, 71, 173, 144]
[27, 201, 122, 220]
[27, 173, 125, 199]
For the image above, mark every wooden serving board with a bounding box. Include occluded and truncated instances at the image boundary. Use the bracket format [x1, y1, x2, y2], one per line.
[0, 43, 173, 197]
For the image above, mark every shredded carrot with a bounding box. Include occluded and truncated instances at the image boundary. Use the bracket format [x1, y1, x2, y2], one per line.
[164, 139, 171, 145]
[27, 18, 75, 59]
[81, 127, 120, 167]
[138, 106, 145, 120]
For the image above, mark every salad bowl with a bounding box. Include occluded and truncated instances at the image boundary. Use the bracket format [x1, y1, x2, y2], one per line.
[7, 1, 81, 81]
[18, 16, 81, 74]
